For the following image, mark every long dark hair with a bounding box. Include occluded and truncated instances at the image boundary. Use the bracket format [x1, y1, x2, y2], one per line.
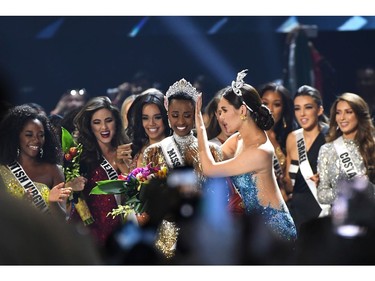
[259, 82, 297, 151]
[74, 96, 125, 170]
[223, 84, 274, 131]
[204, 86, 231, 140]
[125, 88, 171, 157]
[294, 85, 329, 133]
[327, 92, 375, 182]
[0, 104, 62, 165]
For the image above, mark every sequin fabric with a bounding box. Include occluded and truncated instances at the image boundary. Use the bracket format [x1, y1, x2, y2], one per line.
[69, 165, 122, 247]
[317, 138, 370, 205]
[143, 133, 223, 187]
[230, 172, 297, 241]
[155, 220, 180, 259]
[143, 132, 223, 258]
[0, 165, 50, 207]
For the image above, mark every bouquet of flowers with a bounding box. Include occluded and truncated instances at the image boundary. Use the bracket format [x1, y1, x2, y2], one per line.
[90, 163, 168, 220]
[61, 127, 94, 226]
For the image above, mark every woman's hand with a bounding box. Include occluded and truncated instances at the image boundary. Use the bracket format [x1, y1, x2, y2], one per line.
[195, 93, 204, 129]
[48, 182, 72, 203]
[309, 173, 320, 186]
[116, 143, 133, 172]
[65, 176, 87, 192]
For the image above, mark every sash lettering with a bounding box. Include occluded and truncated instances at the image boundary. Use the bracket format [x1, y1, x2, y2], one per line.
[294, 129, 331, 217]
[297, 138, 307, 163]
[167, 148, 182, 167]
[100, 158, 118, 180]
[100, 157, 121, 205]
[273, 155, 283, 178]
[7, 161, 49, 214]
[333, 137, 359, 179]
[160, 136, 185, 169]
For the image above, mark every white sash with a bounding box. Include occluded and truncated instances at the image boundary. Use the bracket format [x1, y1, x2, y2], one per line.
[160, 136, 185, 169]
[7, 161, 50, 214]
[100, 157, 121, 205]
[273, 154, 283, 178]
[333, 136, 359, 179]
[295, 129, 330, 217]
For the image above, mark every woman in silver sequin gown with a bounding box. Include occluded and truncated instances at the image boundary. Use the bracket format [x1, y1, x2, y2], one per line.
[317, 92, 375, 205]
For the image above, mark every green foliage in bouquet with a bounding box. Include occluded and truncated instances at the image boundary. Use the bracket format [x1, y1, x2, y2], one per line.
[90, 163, 168, 215]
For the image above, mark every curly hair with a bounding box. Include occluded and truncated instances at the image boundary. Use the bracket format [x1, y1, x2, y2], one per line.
[0, 104, 62, 165]
[125, 88, 171, 157]
[167, 91, 196, 108]
[74, 96, 125, 171]
[326, 92, 375, 182]
[223, 84, 274, 131]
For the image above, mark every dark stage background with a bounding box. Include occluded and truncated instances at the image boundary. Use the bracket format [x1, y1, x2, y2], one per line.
[0, 16, 374, 112]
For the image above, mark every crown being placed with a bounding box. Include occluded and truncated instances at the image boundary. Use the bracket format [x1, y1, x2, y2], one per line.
[166, 78, 200, 102]
[231, 69, 248, 96]
[231, 69, 253, 113]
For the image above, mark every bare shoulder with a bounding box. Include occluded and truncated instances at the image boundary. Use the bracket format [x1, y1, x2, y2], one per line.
[47, 164, 64, 177]
[221, 132, 240, 159]
[286, 130, 297, 148]
[285, 130, 299, 160]
[42, 163, 64, 185]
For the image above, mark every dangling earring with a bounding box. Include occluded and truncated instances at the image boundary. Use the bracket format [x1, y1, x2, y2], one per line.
[336, 125, 340, 131]
[17, 148, 20, 157]
[240, 114, 247, 121]
[283, 117, 287, 128]
[39, 148, 44, 158]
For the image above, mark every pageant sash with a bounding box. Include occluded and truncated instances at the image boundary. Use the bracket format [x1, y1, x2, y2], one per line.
[273, 154, 283, 178]
[333, 136, 359, 179]
[295, 129, 330, 217]
[160, 136, 185, 168]
[100, 157, 121, 205]
[7, 161, 49, 214]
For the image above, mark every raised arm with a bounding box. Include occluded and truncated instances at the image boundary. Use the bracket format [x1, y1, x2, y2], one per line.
[195, 94, 269, 177]
[195, 94, 218, 175]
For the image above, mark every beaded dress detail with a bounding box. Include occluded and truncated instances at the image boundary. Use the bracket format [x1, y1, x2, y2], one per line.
[231, 172, 297, 242]
[317, 137, 373, 205]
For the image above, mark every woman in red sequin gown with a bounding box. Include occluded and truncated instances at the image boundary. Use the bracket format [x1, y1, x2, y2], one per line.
[68, 96, 128, 247]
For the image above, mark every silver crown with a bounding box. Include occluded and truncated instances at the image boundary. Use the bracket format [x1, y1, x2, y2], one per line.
[231, 69, 248, 96]
[231, 69, 253, 113]
[166, 78, 200, 102]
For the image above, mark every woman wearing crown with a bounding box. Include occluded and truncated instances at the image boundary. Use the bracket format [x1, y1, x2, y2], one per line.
[143, 78, 222, 187]
[194, 70, 297, 243]
[143, 78, 223, 258]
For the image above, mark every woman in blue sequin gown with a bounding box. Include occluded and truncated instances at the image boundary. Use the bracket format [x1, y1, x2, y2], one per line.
[195, 70, 297, 242]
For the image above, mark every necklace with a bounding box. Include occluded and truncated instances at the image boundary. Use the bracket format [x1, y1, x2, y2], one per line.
[173, 131, 196, 158]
